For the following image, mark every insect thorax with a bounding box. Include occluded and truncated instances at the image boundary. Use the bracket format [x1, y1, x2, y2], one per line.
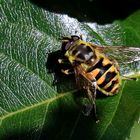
[65, 41, 96, 64]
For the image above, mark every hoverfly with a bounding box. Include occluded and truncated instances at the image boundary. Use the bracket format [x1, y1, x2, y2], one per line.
[58, 35, 140, 122]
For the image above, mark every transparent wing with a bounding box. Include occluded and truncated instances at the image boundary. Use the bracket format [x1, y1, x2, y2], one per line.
[93, 44, 140, 76]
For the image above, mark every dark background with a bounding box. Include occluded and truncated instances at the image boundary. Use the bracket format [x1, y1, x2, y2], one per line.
[30, 0, 140, 24]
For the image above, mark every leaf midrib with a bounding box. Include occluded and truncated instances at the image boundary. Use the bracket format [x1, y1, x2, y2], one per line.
[0, 52, 77, 126]
[0, 90, 76, 126]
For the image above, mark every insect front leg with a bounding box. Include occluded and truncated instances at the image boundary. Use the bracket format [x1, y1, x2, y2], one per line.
[58, 58, 74, 75]
[58, 58, 70, 64]
[61, 69, 74, 75]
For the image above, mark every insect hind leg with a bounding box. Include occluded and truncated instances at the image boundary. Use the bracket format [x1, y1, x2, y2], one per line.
[121, 76, 137, 81]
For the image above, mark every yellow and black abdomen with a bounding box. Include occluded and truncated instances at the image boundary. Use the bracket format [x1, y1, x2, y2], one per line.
[86, 56, 121, 96]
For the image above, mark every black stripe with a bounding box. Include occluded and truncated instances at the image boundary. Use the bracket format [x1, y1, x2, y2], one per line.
[77, 53, 86, 60]
[105, 80, 117, 92]
[98, 72, 117, 88]
[95, 71, 103, 80]
[87, 58, 112, 80]
[72, 49, 78, 55]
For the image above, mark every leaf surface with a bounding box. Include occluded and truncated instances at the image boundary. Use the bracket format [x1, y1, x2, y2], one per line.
[0, 0, 140, 139]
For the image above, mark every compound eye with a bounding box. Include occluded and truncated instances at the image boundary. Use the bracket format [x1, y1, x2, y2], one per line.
[62, 41, 72, 52]
[65, 42, 72, 50]
[71, 35, 80, 41]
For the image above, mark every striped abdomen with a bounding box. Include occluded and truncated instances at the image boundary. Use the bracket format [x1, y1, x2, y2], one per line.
[86, 57, 121, 95]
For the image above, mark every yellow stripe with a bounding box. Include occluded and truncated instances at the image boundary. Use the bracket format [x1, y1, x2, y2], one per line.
[104, 75, 118, 89]
[91, 69, 100, 77]
[102, 58, 111, 66]
[96, 65, 115, 85]
[111, 84, 119, 93]
[97, 76, 105, 85]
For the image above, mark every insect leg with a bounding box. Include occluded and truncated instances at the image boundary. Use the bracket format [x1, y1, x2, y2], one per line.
[58, 58, 69, 64]
[58, 57, 74, 75]
[81, 77, 99, 123]
[61, 69, 74, 75]
[75, 70, 99, 122]
[82, 88, 94, 116]
[121, 76, 137, 81]
[86, 80, 99, 123]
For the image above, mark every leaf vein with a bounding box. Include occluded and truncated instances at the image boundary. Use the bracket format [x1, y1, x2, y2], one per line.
[0, 90, 76, 127]
[98, 82, 126, 140]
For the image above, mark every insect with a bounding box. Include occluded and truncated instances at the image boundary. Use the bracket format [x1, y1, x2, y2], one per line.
[58, 35, 140, 122]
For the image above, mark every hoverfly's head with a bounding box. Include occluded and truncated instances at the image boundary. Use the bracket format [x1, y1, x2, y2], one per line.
[61, 35, 82, 52]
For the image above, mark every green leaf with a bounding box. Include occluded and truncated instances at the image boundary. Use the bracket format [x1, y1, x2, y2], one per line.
[0, 0, 140, 140]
